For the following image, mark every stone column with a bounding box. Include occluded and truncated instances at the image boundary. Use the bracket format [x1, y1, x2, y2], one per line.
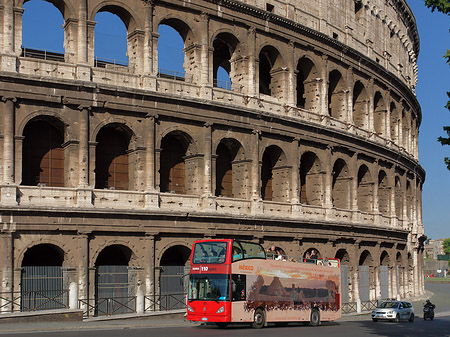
[247, 28, 257, 96]
[368, 79, 375, 132]
[0, 232, 13, 312]
[77, 106, 93, 207]
[287, 41, 296, 106]
[76, 1, 91, 80]
[1, 0, 17, 71]
[145, 114, 159, 208]
[319, 55, 328, 118]
[324, 146, 333, 209]
[77, 233, 90, 314]
[1, 97, 18, 205]
[201, 123, 215, 209]
[144, 234, 155, 312]
[142, 1, 157, 89]
[2, 97, 16, 185]
[346, 68, 354, 123]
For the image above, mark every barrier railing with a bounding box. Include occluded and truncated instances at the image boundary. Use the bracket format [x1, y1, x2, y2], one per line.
[0, 290, 69, 312]
[79, 296, 136, 317]
[145, 293, 186, 312]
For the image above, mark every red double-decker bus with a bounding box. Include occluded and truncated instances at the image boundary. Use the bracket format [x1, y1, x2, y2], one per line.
[186, 239, 341, 328]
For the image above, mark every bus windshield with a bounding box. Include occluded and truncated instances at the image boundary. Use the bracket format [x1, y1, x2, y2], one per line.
[189, 274, 230, 301]
[192, 241, 228, 264]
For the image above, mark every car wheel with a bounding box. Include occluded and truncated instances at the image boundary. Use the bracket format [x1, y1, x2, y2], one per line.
[252, 308, 265, 329]
[409, 313, 414, 322]
[394, 314, 400, 323]
[372, 318, 378, 322]
[310, 308, 320, 327]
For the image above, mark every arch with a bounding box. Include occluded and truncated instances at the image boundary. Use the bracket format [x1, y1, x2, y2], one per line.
[160, 245, 191, 266]
[299, 151, 323, 206]
[373, 91, 386, 136]
[94, 244, 133, 266]
[215, 138, 246, 198]
[395, 176, 403, 218]
[21, 0, 74, 18]
[212, 32, 240, 90]
[335, 249, 350, 265]
[22, 117, 65, 187]
[258, 45, 283, 96]
[22, 0, 65, 54]
[357, 164, 373, 213]
[353, 81, 369, 128]
[90, 2, 139, 32]
[157, 22, 186, 78]
[296, 57, 318, 110]
[378, 170, 390, 216]
[95, 123, 132, 190]
[359, 250, 373, 266]
[328, 69, 346, 119]
[159, 130, 194, 194]
[21, 243, 64, 266]
[332, 158, 351, 209]
[380, 250, 390, 266]
[261, 145, 289, 201]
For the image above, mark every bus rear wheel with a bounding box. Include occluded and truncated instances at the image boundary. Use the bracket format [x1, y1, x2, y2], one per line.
[310, 308, 320, 327]
[252, 308, 265, 329]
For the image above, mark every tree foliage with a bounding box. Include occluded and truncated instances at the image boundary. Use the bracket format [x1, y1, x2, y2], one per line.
[425, 1, 450, 168]
[443, 238, 450, 255]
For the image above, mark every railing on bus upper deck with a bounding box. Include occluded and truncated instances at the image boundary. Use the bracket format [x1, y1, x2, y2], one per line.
[265, 252, 339, 267]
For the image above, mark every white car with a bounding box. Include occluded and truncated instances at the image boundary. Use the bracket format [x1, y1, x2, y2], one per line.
[371, 300, 414, 322]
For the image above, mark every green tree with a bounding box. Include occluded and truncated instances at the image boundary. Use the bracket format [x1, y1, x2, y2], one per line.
[443, 238, 450, 255]
[425, 1, 450, 169]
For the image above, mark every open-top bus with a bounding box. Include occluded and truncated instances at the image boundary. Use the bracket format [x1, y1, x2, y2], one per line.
[186, 239, 341, 328]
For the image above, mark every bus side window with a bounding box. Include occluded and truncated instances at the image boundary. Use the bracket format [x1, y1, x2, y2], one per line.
[232, 274, 246, 301]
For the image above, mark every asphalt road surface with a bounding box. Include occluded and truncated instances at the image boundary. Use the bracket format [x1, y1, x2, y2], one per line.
[3, 316, 449, 337]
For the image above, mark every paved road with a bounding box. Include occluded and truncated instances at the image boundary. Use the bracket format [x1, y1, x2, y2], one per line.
[2, 316, 449, 337]
[0, 281, 448, 336]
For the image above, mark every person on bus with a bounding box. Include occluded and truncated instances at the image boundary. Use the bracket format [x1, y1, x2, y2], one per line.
[310, 249, 318, 260]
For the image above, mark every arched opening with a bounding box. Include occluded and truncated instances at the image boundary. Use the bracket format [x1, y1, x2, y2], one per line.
[328, 70, 346, 119]
[160, 131, 192, 194]
[261, 146, 288, 201]
[396, 252, 405, 298]
[336, 248, 351, 303]
[22, 118, 65, 187]
[332, 159, 351, 209]
[22, 0, 65, 60]
[94, 9, 129, 68]
[373, 92, 386, 136]
[213, 33, 239, 90]
[390, 102, 399, 143]
[358, 250, 374, 301]
[299, 152, 323, 206]
[95, 244, 134, 316]
[303, 248, 321, 261]
[21, 244, 65, 311]
[157, 23, 186, 79]
[357, 165, 373, 213]
[160, 245, 191, 309]
[259, 46, 280, 96]
[395, 176, 403, 219]
[95, 125, 131, 190]
[380, 250, 391, 299]
[215, 139, 246, 198]
[378, 170, 390, 216]
[353, 81, 368, 128]
[296, 57, 318, 110]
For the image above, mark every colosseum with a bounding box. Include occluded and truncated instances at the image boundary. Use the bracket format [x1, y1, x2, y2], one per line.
[0, 0, 425, 316]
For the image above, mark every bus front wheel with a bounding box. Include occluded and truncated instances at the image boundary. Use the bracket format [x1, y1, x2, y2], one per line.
[253, 308, 265, 329]
[310, 309, 320, 327]
[215, 322, 228, 328]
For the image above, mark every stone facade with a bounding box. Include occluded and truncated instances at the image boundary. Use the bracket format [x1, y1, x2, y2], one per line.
[0, 0, 425, 314]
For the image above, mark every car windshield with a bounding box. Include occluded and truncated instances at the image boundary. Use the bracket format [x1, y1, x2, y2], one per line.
[377, 302, 399, 308]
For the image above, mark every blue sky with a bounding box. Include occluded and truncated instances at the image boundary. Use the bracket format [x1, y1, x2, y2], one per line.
[21, 1, 450, 239]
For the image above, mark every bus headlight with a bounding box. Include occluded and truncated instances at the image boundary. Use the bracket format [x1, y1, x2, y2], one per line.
[216, 306, 224, 314]
[188, 305, 194, 312]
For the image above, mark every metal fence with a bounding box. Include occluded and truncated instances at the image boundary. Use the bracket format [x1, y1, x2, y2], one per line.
[145, 293, 186, 312]
[20, 266, 69, 311]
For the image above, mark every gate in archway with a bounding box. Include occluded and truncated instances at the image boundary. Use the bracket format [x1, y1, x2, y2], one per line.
[159, 265, 188, 310]
[380, 265, 389, 299]
[94, 265, 136, 316]
[20, 266, 68, 311]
